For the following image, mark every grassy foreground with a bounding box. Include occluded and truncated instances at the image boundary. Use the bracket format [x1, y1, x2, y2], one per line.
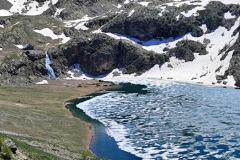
[0, 79, 112, 159]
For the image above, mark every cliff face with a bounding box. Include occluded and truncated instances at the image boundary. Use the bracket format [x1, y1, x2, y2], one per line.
[0, 0, 240, 87]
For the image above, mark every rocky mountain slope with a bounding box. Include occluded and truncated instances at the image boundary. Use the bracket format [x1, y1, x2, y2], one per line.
[0, 0, 240, 87]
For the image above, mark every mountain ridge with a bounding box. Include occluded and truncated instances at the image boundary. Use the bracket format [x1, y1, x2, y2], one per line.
[0, 0, 240, 87]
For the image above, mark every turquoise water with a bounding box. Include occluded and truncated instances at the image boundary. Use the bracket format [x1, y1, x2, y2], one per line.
[69, 81, 240, 159]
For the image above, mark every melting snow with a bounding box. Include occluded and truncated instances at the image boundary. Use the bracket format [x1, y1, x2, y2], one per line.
[128, 9, 135, 17]
[224, 11, 236, 19]
[15, 45, 24, 49]
[0, 0, 59, 16]
[64, 15, 93, 30]
[0, 10, 11, 16]
[97, 17, 240, 87]
[34, 28, 70, 44]
[138, 2, 150, 6]
[36, 80, 49, 85]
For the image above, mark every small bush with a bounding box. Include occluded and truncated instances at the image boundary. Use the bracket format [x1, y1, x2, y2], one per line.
[2, 145, 13, 160]
[159, 54, 166, 63]
[150, 50, 155, 61]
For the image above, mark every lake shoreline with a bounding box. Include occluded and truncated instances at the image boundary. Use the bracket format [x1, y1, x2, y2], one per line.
[63, 79, 119, 153]
[68, 82, 148, 160]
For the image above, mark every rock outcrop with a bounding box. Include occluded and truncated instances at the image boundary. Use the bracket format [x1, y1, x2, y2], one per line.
[3, 138, 17, 154]
[167, 40, 208, 62]
[101, 1, 237, 41]
[51, 33, 168, 76]
[0, 33, 168, 85]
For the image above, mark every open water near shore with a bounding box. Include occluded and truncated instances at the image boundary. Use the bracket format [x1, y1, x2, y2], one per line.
[67, 80, 240, 159]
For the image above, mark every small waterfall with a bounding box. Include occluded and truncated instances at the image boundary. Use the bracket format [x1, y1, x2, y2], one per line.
[45, 50, 56, 79]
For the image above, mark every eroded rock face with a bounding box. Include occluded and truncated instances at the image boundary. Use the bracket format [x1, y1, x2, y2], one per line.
[51, 33, 168, 76]
[102, 7, 201, 41]
[101, 1, 238, 41]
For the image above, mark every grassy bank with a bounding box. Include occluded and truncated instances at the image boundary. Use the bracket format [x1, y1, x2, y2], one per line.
[0, 79, 112, 159]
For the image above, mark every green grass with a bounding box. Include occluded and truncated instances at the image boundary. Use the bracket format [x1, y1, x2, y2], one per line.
[0, 83, 107, 159]
[0, 134, 62, 160]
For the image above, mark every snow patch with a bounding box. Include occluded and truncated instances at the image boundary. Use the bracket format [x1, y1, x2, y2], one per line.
[15, 45, 24, 49]
[0, 0, 58, 16]
[99, 17, 240, 87]
[138, 2, 150, 6]
[52, 0, 59, 5]
[64, 64, 108, 80]
[181, 6, 204, 17]
[224, 11, 236, 19]
[36, 80, 49, 85]
[128, 9, 135, 17]
[64, 15, 93, 30]
[34, 28, 70, 44]
[0, 9, 12, 16]
[54, 8, 64, 18]
[75, 22, 89, 30]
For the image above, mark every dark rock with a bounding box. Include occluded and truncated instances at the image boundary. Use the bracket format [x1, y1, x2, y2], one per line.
[217, 80, 222, 84]
[216, 75, 226, 81]
[228, 49, 240, 87]
[167, 40, 208, 61]
[53, 0, 119, 20]
[167, 64, 173, 68]
[113, 71, 121, 77]
[3, 138, 17, 154]
[101, 2, 236, 41]
[102, 7, 201, 41]
[163, 47, 169, 51]
[0, 0, 12, 10]
[54, 33, 168, 76]
[223, 81, 228, 85]
[35, 0, 48, 2]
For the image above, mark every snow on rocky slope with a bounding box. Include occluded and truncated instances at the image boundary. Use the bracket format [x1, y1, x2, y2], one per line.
[59, 0, 240, 87]
[1, 0, 240, 87]
[0, 0, 58, 16]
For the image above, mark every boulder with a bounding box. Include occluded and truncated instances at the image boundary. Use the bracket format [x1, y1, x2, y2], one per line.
[22, 44, 34, 50]
[3, 138, 17, 154]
